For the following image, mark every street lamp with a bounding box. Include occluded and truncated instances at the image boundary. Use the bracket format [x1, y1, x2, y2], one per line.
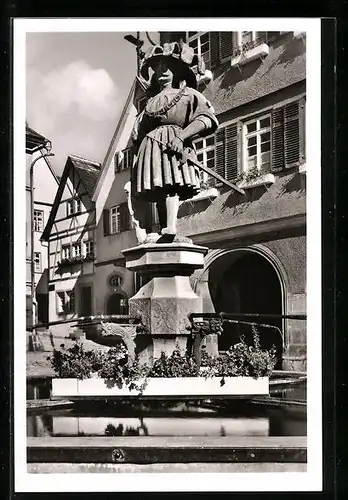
[30, 141, 55, 332]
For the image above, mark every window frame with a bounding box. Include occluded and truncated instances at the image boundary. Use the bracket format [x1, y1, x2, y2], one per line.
[186, 31, 211, 69]
[61, 244, 71, 261]
[115, 148, 134, 174]
[110, 205, 121, 235]
[194, 134, 215, 185]
[33, 209, 44, 232]
[72, 242, 82, 258]
[67, 198, 82, 216]
[239, 31, 257, 46]
[56, 290, 76, 314]
[34, 252, 41, 273]
[84, 240, 95, 257]
[137, 96, 147, 114]
[242, 113, 272, 174]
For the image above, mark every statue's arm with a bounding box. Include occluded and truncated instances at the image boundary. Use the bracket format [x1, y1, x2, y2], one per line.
[168, 91, 219, 153]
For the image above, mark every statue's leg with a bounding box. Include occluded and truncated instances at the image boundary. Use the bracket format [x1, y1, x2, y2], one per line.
[161, 194, 179, 235]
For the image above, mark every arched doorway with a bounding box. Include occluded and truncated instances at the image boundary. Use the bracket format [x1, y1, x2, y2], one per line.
[209, 250, 283, 369]
[106, 293, 128, 315]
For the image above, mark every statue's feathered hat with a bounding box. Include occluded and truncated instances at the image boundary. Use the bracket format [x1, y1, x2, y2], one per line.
[139, 41, 206, 90]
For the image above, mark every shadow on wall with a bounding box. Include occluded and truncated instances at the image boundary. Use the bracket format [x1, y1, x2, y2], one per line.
[221, 185, 266, 211]
[220, 58, 264, 90]
[277, 36, 306, 67]
[178, 197, 213, 218]
[276, 172, 306, 196]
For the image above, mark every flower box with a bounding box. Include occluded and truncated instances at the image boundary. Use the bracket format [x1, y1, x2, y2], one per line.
[51, 376, 269, 399]
[231, 43, 270, 67]
[237, 173, 275, 190]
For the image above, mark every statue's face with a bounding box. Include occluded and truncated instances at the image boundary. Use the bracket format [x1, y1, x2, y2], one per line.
[154, 58, 174, 86]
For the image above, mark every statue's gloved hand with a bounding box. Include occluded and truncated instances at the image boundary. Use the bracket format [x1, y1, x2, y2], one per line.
[167, 136, 184, 155]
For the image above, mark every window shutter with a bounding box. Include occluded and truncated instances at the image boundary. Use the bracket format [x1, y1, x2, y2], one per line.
[114, 152, 121, 174]
[103, 209, 110, 236]
[120, 202, 130, 232]
[215, 128, 225, 185]
[271, 107, 285, 172]
[225, 122, 239, 181]
[219, 32, 234, 60]
[284, 101, 301, 168]
[209, 32, 219, 68]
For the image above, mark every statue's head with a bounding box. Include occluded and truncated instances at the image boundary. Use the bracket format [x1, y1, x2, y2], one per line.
[140, 41, 205, 95]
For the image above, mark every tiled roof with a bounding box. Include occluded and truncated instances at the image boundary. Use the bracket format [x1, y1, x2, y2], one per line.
[202, 35, 306, 116]
[177, 171, 306, 239]
[69, 155, 101, 197]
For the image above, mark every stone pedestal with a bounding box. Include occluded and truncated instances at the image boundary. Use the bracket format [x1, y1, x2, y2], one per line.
[123, 239, 208, 362]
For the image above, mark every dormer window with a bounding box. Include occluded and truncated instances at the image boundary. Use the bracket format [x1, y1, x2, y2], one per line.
[115, 148, 134, 174]
[187, 32, 211, 70]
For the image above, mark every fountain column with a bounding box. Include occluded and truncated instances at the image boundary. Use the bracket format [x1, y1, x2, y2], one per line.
[122, 236, 208, 363]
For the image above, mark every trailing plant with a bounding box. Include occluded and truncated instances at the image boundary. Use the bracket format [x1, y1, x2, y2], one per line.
[236, 166, 261, 184]
[214, 328, 277, 381]
[57, 253, 95, 268]
[148, 347, 200, 378]
[98, 345, 149, 391]
[48, 342, 104, 380]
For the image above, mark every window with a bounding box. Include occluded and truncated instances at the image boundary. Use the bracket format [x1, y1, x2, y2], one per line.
[110, 205, 121, 234]
[61, 245, 71, 260]
[103, 203, 130, 236]
[187, 32, 210, 69]
[72, 243, 81, 258]
[67, 198, 82, 216]
[194, 134, 215, 186]
[115, 148, 134, 174]
[241, 31, 254, 45]
[137, 96, 147, 114]
[243, 114, 271, 173]
[84, 241, 94, 257]
[109, 274, 122, 288]
[56, 290, 75, 314]
[34, 252, 41, 273]
[33, 210, 44, 232]
[213, 98, 305, 185]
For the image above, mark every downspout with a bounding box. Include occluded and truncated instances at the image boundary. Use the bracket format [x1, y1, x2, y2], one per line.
[30, 150, 54, 330]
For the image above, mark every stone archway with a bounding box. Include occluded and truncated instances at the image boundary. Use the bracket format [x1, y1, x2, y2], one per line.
[194, 245, 288, 370]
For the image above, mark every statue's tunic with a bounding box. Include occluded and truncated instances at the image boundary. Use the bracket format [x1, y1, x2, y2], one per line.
[131, 87, 218, 202]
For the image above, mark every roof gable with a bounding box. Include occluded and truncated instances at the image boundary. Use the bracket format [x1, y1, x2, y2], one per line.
[41, 154, 100, 241]
[92, 78, 141, 226]
[69, 155, 101, 197]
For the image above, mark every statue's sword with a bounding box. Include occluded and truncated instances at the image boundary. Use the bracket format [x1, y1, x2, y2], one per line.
[146, 135, 245, 195]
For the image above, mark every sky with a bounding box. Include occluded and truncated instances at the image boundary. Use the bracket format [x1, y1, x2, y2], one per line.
[26, 31, 159, 174]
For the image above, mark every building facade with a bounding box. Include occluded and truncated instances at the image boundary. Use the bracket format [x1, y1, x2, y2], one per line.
[174, 31, 307, 371]
[41, 155, 101, 337]
[26, 124, 59, 329]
